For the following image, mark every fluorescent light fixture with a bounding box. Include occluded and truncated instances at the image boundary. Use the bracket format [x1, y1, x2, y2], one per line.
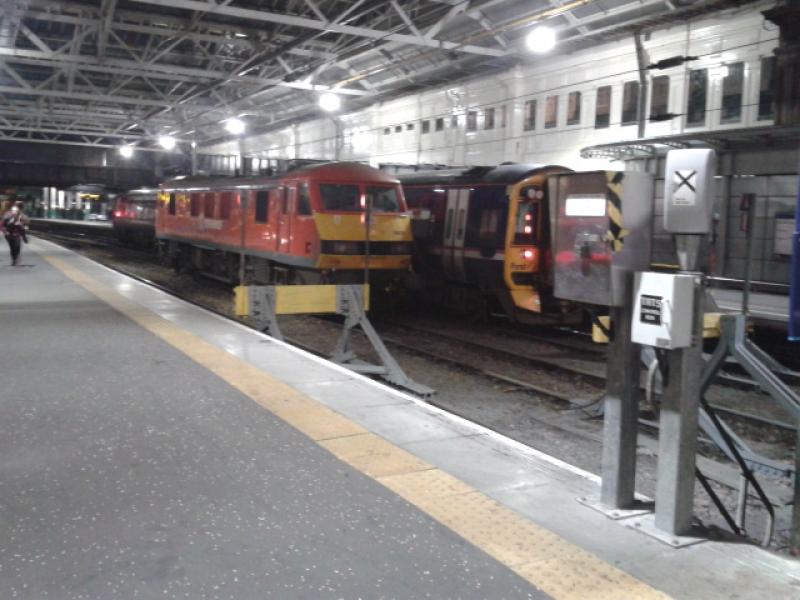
[225, 117, 246, 135]
[319, 92, 341, 112]
[118, 144, 134, 158]
[158, 135, 176, 150]
[526, 25, 557, 54]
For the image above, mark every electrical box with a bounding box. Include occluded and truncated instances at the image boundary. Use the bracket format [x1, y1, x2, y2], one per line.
[631, 272, 696, 349]
[549, 171, 654, 306]
[663, 149, 716, 234]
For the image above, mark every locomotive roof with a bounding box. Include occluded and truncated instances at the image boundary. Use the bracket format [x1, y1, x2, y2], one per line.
[396, 163, 565, 186]
[160, 162, 399, 191]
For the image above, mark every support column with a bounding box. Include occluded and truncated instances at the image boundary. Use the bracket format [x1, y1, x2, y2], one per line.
[654, 276, 704, 535]
[763, 2, 800, 125]
[601, 304, 641, 508]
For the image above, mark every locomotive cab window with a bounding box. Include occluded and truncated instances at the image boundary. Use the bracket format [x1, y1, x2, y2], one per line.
[366, 186, 401, 212]
[320, 183, 360, 211]
[203, 193, 215, 218]
[254, 190, 269, 223]
[514, 187, 541, 245]
[168, 193, 176, 215]
[298, 183, 312, 216]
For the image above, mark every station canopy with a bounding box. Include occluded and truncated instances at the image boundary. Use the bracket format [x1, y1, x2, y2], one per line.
[0, 0, 758, 151]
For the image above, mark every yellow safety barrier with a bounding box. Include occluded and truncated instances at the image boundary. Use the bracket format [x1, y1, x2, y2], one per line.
[234, 284, 369, 316]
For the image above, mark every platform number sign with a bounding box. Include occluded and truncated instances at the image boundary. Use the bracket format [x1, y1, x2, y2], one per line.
[640, 294, 663, 325]
[672, 170, 697, 206]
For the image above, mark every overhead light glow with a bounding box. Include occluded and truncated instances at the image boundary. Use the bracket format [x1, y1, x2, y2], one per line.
[225, 117, 246, 135]
[118, 144, 134, 158]
[525, 25, 557, 54]
[158, 135, 176, 150]
[319, 92, 341, 112]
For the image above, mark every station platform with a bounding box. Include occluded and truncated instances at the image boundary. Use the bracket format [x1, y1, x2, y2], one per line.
[1, 239, 798, 599]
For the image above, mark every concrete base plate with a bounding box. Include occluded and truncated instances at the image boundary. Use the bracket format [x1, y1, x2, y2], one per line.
[627, 514, 708, 548]
[577, 494, 652, 520]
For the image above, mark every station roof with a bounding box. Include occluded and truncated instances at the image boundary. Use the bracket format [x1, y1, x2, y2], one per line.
[0, 0, 759, 153]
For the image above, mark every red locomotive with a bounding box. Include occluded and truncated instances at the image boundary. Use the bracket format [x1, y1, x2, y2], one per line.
[156, 162, 413, 284]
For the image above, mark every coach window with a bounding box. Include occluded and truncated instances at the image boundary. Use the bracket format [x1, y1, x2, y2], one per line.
[298, 183, 312, 215]
[168, 193, 176, 215]
[524, 99, 537, 131]
[467, 110, 478, 131]
[544, 96, 558, 129]
[721, 63, 744, 123]
[567, 91, 581, 125]
[595, 86, 611, 128]
[219, 192, 232, 219]
[190, 193, 201, 217]
[621, 81, 639, 125]
[484, 107, 495, 130]
[686, 69, 708, 126]
[254, 191, 269, 223]
[758, 56, 775, 120]
[650, 76, 669, 119]
[435, 117, 444, 131]
[203, 193, 215, 218]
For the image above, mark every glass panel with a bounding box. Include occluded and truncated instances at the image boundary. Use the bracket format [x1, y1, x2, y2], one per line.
[721, 62, 744, 123]
[686, 69, 708, 126]
[421, 120, 430, 134]
[406, 123, 414, 130]
[435, 117, 444, 131]
[450, 115, 458, 128]
[298, 183, 312, 215]
[320, 183, 360, 211]
[544, 96, 558, 129]
[467, 110, 477, 131]
[524, 99, 537, 131]
[758, 56, 775, 121]
[255, 191, 269, 223]
[190, 193, 201, 217]
[168, 193, 176, 215]
[203, 192, 215, 218]
[219, 192, 232, 219]
[500, 105, 507, 128]
[383, 127, 390, 135]
[484, 107, 495, 130]
[567, 91, 581, 125]
[281, 187, 289, 213]
[650, 75, 669, 119]
[595, 86, 611, 128]
[394, 125, 402, 133]
[365, 186, 401, 212]
[621, 80, 639, 125]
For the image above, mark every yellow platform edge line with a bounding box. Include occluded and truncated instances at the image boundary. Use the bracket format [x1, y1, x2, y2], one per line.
[41, 250, 671, 600]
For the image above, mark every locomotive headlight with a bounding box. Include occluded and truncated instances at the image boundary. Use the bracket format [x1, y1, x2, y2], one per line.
[523, 249, 535, 260]
[526, 25, 556, 54]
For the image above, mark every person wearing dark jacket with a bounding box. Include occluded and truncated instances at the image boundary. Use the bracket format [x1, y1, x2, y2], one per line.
[2, 201, 30, 266]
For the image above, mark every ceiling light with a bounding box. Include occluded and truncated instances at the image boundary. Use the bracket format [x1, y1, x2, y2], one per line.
[525, 25, 557, 54]
[225, 117, 246, 135]
[158, 135, 176, 150]
[118, 144, 134, 158]
[319, 92, 341, 112]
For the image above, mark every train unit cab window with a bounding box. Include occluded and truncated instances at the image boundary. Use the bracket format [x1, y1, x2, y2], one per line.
[514, 187, 541, 245]
[366, 186, 401, 212]
[298, 183, 312, 215]
[595, 86, 611, 128]
[721, 62, 744, 123]
[621, 81, 639, 125]
[254, 190, 269, 223]
[544, 96, 558, 129]
[567, 91, 581, 125]
[190, 193, 201, 217]
[219, 192, 232, 219]
[320, 183, 360, 211]
[687, 69, 708, 126]
[524, 99, 537, 131]
[168, 193, 176, 215]
[758, 56, 775, 120]
[650, 76, 669, 119]
[203, 193, 215, 218]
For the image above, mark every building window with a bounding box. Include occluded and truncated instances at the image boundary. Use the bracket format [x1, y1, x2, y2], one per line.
[383, 127, 391, 135]
[721, 62, 744, 124]
[484, 107, 495, 130]
[395, 125, 402, 133]
[254, 190, 268, 223]
[421, 120, 430, 134]
[621, 81, 639, 125]
[758, 56, 775, 121]
[650, 76, 669, 119]
[567, 91, 581, 125]
[686, 69, 708, 126]
[524, 99, 537, 131]
[406, 123, 414, 131]
[544, 95, 558, 129]
[595, 86, 611, 128]
[435, 117, 444, 131]
[450, 115, 458, 128]
[219, 192, 232, 219]
[190, 193, 201, 217]
[467, 110, 477, 131]
[499, 105, 507, 128]
[203, 193, 215, 218]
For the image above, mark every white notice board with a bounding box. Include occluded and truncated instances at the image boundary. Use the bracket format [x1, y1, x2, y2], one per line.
[773, 214, 795, 256]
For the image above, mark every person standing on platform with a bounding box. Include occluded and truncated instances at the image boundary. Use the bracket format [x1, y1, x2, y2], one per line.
[2, 201, 30, 266]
